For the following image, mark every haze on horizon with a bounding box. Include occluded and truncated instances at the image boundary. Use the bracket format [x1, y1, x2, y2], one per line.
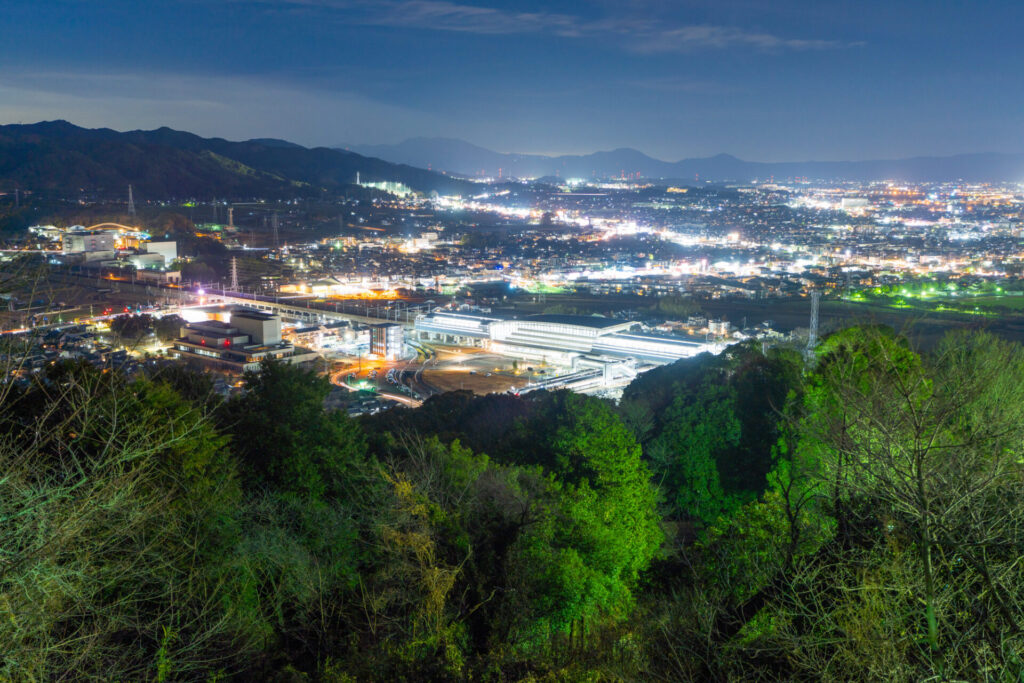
[2, 0, 1022, 162]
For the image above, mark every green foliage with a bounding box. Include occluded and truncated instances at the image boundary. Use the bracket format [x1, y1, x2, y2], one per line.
[154, 313, 186, 341]
[106, 312, 181, 344]
[9, 325, 1024, 681]
[109, 312, 155, 340]
[623, 342, 803, 523]
[222, 359, 367, 500]
[649, 383, 741, 524]
[653, 294, 701, 319]
[767, 326, 1024, 679]
[501, 393, 664, 639]
[0, 367, 250, 680]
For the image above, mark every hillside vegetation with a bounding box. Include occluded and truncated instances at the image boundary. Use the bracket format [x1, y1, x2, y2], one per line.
[0, 121, 472, 199]
[1, 328, 1023, 680]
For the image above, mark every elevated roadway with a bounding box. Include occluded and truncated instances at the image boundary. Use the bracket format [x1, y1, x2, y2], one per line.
[207, 289, 415, 329]
[47, 270, 413, 328]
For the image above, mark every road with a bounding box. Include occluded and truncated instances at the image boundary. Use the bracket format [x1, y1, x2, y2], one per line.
[328, 367, 423, 408]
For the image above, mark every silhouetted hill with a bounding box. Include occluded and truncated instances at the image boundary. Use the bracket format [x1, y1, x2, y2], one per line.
[0, 121, 472, 199]
[347, 137, 1024, 182]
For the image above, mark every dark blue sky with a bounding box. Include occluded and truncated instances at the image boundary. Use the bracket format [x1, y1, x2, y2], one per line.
[2, 0, 1022, 160]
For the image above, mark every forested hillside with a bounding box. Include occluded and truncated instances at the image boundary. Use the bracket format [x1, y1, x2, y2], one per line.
[1, 327, 1022, 680]
[0, 121, 472, 199]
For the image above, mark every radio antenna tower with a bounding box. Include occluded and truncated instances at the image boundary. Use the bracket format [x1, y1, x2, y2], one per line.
[805, 291, 821, 362]
[127, 184, 136, 217]
[230, 256, 238, 290]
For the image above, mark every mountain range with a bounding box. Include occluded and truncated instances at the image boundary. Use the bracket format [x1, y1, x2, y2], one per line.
[345, 137, 1024, 183]
[4, 121, 1023, 201]
[0, 121, 472, 199]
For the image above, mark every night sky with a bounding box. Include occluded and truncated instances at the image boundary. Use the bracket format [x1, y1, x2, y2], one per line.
[2, 0, 1022, 161]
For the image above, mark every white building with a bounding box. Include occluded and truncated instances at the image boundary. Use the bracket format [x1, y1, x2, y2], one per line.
[370, 323, 404, 360]
[63, 232, 116, 254]
[144, 240, 177, 265]
[172, 308, 316, 372]
[415, 310, 718, 366]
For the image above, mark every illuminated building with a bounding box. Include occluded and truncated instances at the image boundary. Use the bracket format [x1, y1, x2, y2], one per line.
[63, 231, 116, 254]
[415, 311, 718, 365]
[370, 323, 404, 360]
[172, 308, 316, 372]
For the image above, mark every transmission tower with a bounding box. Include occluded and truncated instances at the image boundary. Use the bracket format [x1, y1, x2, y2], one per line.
[271, 212, 280, 249]
[805, 291, 821, 361]
[230, 256, 238, 290]
[14, 188, 19, 208]
[127, 184, 136, 217]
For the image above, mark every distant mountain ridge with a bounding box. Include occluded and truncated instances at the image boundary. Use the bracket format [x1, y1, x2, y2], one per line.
[344, 137, 1024, 183]
[0, 121, 472, 199]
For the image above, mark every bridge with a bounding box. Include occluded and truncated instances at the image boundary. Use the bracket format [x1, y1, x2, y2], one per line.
[47, 269, 420, 330]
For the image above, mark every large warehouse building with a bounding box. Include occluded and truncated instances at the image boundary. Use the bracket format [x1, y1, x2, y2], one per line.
[414, 310, 720, 366]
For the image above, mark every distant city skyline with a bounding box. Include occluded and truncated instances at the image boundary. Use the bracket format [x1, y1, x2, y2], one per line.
[3, 0, 1023, 161]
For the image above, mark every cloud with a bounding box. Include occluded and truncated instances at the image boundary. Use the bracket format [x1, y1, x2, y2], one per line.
[624, 24, 858, 53]
[358, 1, 581, 36]
[240, 0, 857, 52]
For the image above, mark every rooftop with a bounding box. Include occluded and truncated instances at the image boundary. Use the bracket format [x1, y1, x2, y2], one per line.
[524, 314, 631, 330]
[188, 320, 234, 330]
[231, 308, 277, 321]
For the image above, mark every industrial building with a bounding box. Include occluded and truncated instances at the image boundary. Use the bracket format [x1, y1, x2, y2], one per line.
[414, 310, 719, 366]
[172, 308, 317, 372]
[63, 231, 116, 254]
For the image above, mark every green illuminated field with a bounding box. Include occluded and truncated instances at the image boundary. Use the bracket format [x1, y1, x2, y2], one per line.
[962, 295, 1024, 310]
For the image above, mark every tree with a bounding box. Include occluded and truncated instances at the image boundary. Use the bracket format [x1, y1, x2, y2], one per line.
[109, 312, 154, 341]
[650, 382, 741, 524]
[501, 392, 664, 639]
[622, 342, 802, 509]
[655, 294, 701, 319]
[221, 359, 367, 500]
[153, 313, 185, 341]
[725, 346, 803, 494]
[0, 366, 252, 679]
[788, 327, 1024, 676]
